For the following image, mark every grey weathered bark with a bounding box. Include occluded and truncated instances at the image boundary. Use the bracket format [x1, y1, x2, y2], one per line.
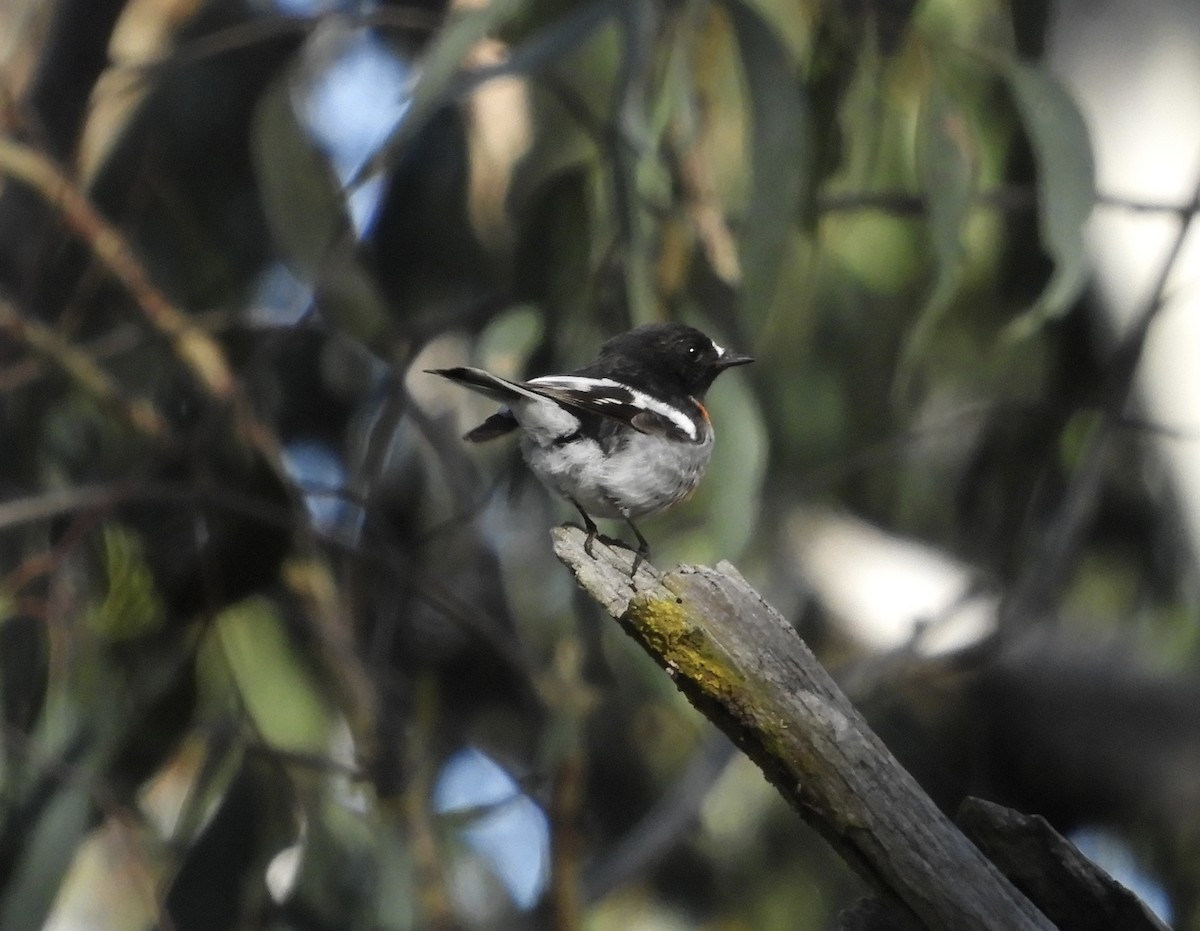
[958, 798, 1171, 931]
[552, 526, 1055, 931]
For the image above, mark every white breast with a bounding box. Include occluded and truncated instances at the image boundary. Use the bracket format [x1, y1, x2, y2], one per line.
[521, 428, 714, 519]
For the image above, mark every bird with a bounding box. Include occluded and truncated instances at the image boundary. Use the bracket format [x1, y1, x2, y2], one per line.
[427, 322, 753, 571]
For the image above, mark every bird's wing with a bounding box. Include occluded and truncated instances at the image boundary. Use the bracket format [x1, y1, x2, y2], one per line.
[426, 367, 547, 405]
[427, 367, 579, 444]
[527, 376, 698, 442]
[462, 410, 518, 442]
[426, 369, 698, 443]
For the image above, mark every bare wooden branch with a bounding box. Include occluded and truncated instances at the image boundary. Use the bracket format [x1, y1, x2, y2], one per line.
[959, 798, 1171, 931]
[552, 526, 1055, 931]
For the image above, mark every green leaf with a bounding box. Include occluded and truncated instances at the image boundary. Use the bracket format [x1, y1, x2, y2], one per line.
[919, 80, 976, 304]
[0, 769, 93, 930]
[312, 240, 396, 359]
[215, 598, 335, 755]
[89, 524, 164, 640]
[896, 77, 977, 394]
[354, 0, 607, 186]
[399, 0, 522, 140]
[725, 0, 811, 321]
[252, 71, 348, 277]
[689, 362, 766, 559]
[1001, 59, 1096, 340]
[253, 69, 395, 355]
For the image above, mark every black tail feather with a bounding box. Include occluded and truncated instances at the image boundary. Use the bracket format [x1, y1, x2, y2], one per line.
[426, 367, 526, 442]
[426, 367, 528, 402]
[464, 410, 518, 442]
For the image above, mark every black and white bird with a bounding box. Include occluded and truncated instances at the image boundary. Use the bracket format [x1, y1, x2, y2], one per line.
[427, 322, 753, 570]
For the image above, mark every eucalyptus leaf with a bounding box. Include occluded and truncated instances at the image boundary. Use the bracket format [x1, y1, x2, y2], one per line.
[90, 524, 164, 640]
[215, 598, 335, 755]
[695, 362, 765, 558]
[725, 0, 811, 320]
[897, 78, 977, 394]
[253, 68, 396, 353]
[0, 777, 93, 930]
[1001, 58, 1096, 340]
[919, 80, 976, 302]
[252, 72, 349, 279]
[352, 0, 519, 186]
[313, 240, 396, 360]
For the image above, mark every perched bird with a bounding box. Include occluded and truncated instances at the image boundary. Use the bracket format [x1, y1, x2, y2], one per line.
[428, 322, 753, 570]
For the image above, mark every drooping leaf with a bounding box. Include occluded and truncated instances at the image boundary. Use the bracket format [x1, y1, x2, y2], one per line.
[0, 749, 94, 930]
[253, 69, 396, 354]
[354, 0, 615, 187]
[407, 0, 521, 125]
[897, 76, 978, 393]
[89, 524, 165, 640]
[312, 240, 396, 359]
[252, 72, 348, 279]
[1001, 58, 1096, 340]
[725, 0, 811, 320]
[919, 80, 977, 303]
[690, 358, 766, 559]
[491, 0, 617, 88]
[215, 597, 334, 755]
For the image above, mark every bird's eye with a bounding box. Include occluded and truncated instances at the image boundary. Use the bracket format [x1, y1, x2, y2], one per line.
[687, 344, 700, 357]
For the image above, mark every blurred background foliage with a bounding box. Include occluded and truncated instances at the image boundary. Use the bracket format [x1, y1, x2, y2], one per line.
[0, 0, 1198, 927]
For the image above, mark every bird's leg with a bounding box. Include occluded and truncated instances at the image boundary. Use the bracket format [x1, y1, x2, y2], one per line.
[624, 515, 650, 576]
[569, 499, 600, 557]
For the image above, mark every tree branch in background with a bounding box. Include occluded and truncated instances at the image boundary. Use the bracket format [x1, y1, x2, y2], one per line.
[0, 137, 235, 401]
[1002, 167, 1200, 625]
[0, 137, 291, 476]
[551, 526, 1053, 931]
[0, 299, 171, 441]
[958, 799, 1170, 931]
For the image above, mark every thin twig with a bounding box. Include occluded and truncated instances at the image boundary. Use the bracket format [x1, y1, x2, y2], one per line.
[1002, 168, 1200, 624]
[0, 137, 290, 476]
[1096, 191, 1200, 215]
[583, 735, 734, 903]
[403, 676, 455, 931]
[0, 138, 233, 400]
[816, 186, 1033, 216]
[107, 7, 441, 84]
[0, 300, 172, 441]
[547, 747, 586, 930]
[0, 479, 536, 683]
[0, 321, 147, 392]
[241, 741, 365, 781]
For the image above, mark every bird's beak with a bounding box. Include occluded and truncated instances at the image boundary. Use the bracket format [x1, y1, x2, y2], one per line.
[717, 349, 754, 369]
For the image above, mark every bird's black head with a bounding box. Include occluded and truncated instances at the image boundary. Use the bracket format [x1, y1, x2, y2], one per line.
[586, 322, 753, 399]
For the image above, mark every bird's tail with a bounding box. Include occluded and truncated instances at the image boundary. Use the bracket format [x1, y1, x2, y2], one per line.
[426, 367, 529, 442]
[462, 410, 518, 442]
[425, 367, 540, 404]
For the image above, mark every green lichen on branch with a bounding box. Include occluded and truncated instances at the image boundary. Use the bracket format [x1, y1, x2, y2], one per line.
[625, 587, 849, 830]
[553, 526, 1056, 931]
[623, 594, 748, 702]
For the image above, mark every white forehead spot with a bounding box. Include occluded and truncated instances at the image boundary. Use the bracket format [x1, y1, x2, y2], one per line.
[711, 340, 727, 357]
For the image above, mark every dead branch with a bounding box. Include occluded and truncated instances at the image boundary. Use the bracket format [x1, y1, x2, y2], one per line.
[552, 526, 1054, 931]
